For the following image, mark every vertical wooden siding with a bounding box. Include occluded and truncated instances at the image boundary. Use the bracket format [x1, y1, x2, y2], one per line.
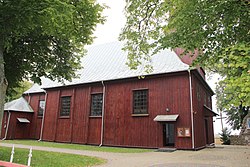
[87, 85, 102, 144]
[26, 93, 45, 139]
[43, 86, 103, 144]
[5, 112, 33, 139]
[1, 93, 45, 140]
[71, 87, 90, 144]
[55, 89, 73, 142]
[103, 73, 192, 148]
[1, 112, 8, 138]
[192, 73, 214, 148]
[41, 73, 194, 148]
[42, 90, 60, 141]
[28, 71, 214, 149]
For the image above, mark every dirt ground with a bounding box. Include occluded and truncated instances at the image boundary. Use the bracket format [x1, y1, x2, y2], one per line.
[99, 145, 250, 167]
[0, 143, 249, 167]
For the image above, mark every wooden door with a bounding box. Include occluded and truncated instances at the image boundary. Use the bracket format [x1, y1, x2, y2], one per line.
[205, 119, 209, 144]
[163, 123, 175, 146]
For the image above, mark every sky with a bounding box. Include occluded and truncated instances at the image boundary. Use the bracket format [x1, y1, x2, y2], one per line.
[93, 0, 237, 135]
[92, 0, 126, 45]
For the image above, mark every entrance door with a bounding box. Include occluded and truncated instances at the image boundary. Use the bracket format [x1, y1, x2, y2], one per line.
[163, 123, 175, 146]
[204, 119, 209, 144]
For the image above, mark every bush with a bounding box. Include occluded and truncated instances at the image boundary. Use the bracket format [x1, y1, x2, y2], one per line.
[220, 128, 231, 145]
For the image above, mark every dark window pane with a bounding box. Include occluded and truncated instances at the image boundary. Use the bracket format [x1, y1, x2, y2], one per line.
[60, 96, 71, 116]
[204, 92, 207, 106]
[38, 100, 45, 116]
[133, 90, 148, 114]
[197, 86, 201, 101]
[90, 94, 103, 116]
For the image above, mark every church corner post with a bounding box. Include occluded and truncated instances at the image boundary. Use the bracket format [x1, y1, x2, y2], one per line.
[0, 37, 8, 137]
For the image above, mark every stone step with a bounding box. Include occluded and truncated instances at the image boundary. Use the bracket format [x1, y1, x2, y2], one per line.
[156, 147, 177, 152]
[206, 143, 215, 148]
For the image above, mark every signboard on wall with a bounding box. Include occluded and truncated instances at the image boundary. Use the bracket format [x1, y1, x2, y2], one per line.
[177, 127, 190, 137]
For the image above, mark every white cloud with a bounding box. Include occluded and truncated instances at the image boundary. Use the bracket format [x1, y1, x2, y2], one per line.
[93, 0, 126, 45]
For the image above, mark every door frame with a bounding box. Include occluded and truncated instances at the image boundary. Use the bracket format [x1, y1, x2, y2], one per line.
[163, 123, 175, 147]
[204, 118, 209, 144]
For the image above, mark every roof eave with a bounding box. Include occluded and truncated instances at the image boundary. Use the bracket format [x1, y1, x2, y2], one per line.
[43, 69, 189, 90]
[204, 105, 218, 116]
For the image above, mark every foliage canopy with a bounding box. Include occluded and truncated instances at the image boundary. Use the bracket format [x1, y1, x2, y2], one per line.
[1, 0, 105, 88]
[0, 0, 105, 136]
[120, 0, 250, 126]
[6, 81, 32, 101]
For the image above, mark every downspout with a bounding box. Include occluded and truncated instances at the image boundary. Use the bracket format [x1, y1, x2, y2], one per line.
[28, 93, 31, 104]
[188, 69, 195, 149]
[2, 111, 11, 140]
[99, 81, 105, 147]
[38, 91, 47, 141]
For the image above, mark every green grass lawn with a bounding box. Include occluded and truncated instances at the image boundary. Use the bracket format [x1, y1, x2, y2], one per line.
[0, 146, 105, 167]
[1, 140, 153, 153]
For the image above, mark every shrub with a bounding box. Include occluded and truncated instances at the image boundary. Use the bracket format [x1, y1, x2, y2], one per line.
[220, 128, 231, 145]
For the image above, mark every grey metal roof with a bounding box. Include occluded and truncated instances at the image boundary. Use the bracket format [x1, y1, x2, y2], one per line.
[4, 97, 34, 112]
[17, 118, 31, 123]
[23, 83, 45, 94]
[24, 41, 189, 93]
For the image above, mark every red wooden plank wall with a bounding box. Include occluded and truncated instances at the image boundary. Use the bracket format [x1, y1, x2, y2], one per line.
[27, 93, 45, 139]
[55, 89, 73, 142]
[103, 73, 192, 148]
[42, 90, 60, 141]
[40, 72, 195, 148]
[192, 73, 214, 148]
[71, 87, 90, 144]
[1, 112, 8, 138]
[1, 92, 45, 140]
[43, 85, 103, 144]
[4, 112, 33, 139]
[33, 71, 214, 149]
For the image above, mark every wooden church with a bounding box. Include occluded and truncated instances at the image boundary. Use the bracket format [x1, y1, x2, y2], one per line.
[1, 42, 217, 150]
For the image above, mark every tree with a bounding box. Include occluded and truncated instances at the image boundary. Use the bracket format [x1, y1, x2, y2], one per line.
[6, 81, 33, 101]
[216, 80, 249, 130]
[220, 128, 231, 145]
[120, 0, 249, 126]
[0, 0, 105, 136]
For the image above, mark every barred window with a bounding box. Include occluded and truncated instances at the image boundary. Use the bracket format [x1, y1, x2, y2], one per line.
[204, 93, 207, 106]
[60, 96, 71, 117]
[197, 86, 201, 101]
[38, 100, 45, 116]
[90, 94, 103, 116]
[208, 96, 211, 105]
[133, 89, 148, 114]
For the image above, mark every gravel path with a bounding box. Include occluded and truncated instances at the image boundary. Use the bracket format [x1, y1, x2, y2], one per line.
[0, 143, 249, 167]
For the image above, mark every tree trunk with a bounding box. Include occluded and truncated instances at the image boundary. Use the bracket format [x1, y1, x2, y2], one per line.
[0, 36, 8, 137]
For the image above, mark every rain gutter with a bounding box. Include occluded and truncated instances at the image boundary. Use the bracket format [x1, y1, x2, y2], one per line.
[38, 92, 48, 141]
[99, 81, 106, 146]
[188, 69, 195, 149]
[2, 111, 11, 140]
